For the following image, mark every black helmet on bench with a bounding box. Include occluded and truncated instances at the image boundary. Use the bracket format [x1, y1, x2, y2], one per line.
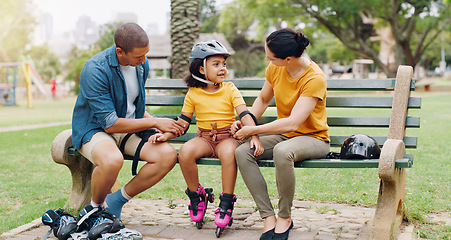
[340, 134, 381, 159]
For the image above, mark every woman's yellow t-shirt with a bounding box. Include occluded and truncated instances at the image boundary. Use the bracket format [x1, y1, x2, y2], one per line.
[266, 61, 329, 142]
[182, 82, 246, 130]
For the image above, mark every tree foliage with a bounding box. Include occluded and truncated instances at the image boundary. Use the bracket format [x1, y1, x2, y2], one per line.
[216, 0, 344, 77]
[219, 0, 451, 77]
[64, 23, 121, 93]
[307, 36, 358, 65]
[24, 44, 61, 82]
[199, 0, 219, 33]
[213, 1, 270, 77]
[92, 23, 121, 51]
[0, 0, 36, 62]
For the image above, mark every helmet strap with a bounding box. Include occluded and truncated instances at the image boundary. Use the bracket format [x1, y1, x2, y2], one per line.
[191, 74, 219, 85]
[192, 58, 220, 86]
[203, 58, 209, 82]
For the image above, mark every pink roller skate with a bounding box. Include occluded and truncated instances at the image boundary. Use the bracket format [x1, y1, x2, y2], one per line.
[185, 184, 214, 229]
[214, 193, 237, 238]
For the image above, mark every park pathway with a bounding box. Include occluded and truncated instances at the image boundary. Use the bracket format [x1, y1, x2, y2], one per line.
[0, 121, 71, 132]
[2, 198, 418, 240]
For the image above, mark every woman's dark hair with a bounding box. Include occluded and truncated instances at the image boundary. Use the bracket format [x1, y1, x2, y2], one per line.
[266, 28, 310, 59]
[184, 58, 207, 88]
[114, 23, 149, 54]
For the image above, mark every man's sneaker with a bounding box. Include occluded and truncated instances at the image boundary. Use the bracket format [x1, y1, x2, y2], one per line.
[77, 205, 124, 240]
[41, 208, 78, 240]
[101, 228, 143, 240]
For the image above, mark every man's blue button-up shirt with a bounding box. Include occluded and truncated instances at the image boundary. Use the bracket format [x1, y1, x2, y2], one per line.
[72, 45, 149, 150]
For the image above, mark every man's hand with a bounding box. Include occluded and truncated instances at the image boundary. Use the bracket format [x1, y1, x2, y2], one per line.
[155, 118, 185, 136]
[230, 120, 242, 134]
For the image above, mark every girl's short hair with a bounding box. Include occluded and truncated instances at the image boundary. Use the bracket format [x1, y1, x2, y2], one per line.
[184, 58, 207, 88]
[266, 28, 310, 59]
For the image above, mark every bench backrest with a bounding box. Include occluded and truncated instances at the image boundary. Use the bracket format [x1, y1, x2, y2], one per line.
[145, 67, 419, 151]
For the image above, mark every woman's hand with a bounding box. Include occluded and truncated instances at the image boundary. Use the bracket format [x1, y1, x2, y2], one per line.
[250, 136, 264, 156]
[230, 120, 242, 134]
[234, 125, 255, 140]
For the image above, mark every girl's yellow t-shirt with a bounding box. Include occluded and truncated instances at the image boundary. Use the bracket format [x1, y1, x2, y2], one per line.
[182, 82, 246, 130]
[266, 61, 330, 142]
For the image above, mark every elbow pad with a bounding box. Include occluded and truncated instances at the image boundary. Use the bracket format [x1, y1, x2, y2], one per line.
[239, 110, 258, 125]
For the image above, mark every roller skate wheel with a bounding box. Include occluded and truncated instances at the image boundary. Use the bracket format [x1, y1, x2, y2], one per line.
[215, 227, 224, 238]
[228, 217, 233, 227]
[208, 194, 215, 203]
[196, 221, 203, 229]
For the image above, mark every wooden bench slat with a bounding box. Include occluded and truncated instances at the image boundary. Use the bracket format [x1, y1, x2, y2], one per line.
[146, 95, 277, 107]
[149, 114, 420, 128]
[146, 95, 185, 106]
[326, 116, 420, 128]
[193, 154, 413, 168]
[146, 78, 415, 91]
[259, 116, 420, 128]
[326, 79, 414, 91]
[145, 79, 270, 90]
[326, 97, 421, 108]
[168, 134, 417, 148]
[329, 136, 417, 148]
[145, 79, 186, 89]
[296, 154, 413, 168]
[68, 147, 413, 169]
[146, 95, 421, 109]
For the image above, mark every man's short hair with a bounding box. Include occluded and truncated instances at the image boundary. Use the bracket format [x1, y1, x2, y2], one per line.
[114, 23, 149, 53]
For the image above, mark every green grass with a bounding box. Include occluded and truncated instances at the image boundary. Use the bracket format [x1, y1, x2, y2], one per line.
[0, 98, 75, 127]
[0, 125, 73, 232]
[1, 92, 450, 238]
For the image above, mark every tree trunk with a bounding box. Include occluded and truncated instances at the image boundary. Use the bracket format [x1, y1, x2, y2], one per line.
[170, 0, 200, 79]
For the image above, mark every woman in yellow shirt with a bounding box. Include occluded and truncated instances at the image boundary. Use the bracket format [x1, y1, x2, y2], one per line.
[149, 40, 263, 236]
[233, 29, 330, 240]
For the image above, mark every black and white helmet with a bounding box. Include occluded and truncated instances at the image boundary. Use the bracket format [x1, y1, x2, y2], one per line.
[189, 40, 231, 85]
[340, 134, 381, 159]
[189, 40, 231, 62]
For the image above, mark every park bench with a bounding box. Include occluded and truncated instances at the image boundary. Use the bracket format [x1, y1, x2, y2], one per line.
[414, 78, 438, 92]
[51, 65, 418, 239]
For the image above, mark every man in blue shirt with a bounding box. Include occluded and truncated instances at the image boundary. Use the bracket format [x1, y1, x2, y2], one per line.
[72, 23, 184, 238]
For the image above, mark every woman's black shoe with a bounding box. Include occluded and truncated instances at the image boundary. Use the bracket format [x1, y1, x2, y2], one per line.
[272, 221, 293, 240]
[259, 228, 275, 240]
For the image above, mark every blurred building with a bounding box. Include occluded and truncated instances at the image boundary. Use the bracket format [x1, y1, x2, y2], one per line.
[145, 23, 160, 35]
[74, 15, 99, 50]
[113, 12, 138, 23]
[33, 12, 53, 45]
